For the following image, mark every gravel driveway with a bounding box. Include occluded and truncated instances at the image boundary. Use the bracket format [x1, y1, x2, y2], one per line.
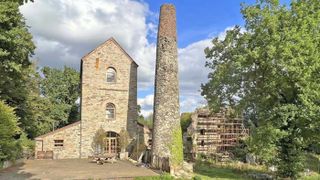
[0, 159, 158, 180]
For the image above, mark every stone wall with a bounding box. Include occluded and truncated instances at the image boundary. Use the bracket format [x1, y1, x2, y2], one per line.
[152, 4, 183, 169]
[187, 108, 249, 158]
[80, 38, 138, 158]
[35, 122, 81, 159]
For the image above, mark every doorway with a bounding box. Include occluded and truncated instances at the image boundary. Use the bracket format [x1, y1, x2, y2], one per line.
[105, 131, 120, 155]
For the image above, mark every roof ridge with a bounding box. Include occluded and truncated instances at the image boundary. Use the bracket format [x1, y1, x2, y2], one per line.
[81, 37, 138, 66]
[35, 121, 80, 140]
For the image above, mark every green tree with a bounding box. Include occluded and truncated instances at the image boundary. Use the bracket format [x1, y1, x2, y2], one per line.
[0, 1, 35, 135]
[23, 65, 54, 138]
[202, 0, 320, 178]
[137, 105, 144, 122]
[180, 112, 192, 133]
[40, 66, 80, 128]
[0, 101, 22, 162]
[137, 105, 153, 129]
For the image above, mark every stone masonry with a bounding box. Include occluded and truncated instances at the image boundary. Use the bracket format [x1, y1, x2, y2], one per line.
[80, 38, 138, 158]
[35, 122, 81, 159]
[151, 4, 183, 169]
[34, 38, 138, 159]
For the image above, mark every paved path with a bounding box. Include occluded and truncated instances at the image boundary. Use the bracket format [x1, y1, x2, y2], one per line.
[0, 159, 158, 180]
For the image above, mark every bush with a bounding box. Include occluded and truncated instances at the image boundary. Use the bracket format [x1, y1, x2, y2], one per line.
[119, 128, 130, 152]
[19, 133, 35, 159]
[0, 101, 22, 162]
[91, 127, 107, 155]
[192, 175, 202, 180]
[230, 140, 248, 162]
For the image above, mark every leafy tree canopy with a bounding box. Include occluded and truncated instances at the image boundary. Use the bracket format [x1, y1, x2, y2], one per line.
[40, 66, 80, 128]
[202, 0, 320, 178]
[0, 1, 36, 139]
[0, 100, 22, 161]
[180, 112, 192, 133]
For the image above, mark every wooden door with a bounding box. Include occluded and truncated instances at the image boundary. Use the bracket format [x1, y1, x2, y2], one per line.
[106, 137, 118, 155]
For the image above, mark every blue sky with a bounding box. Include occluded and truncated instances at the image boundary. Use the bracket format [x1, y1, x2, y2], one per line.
[19, 0, 290, 116]
[145, 0, 256, 47]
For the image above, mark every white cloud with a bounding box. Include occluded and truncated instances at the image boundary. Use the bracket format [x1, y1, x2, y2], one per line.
[20, 0, 235, 115]
[140, 109, 153, 118]
[138, 94, 154, 109]
[20, 0, 156, 87]
[176, 39, 212, 112]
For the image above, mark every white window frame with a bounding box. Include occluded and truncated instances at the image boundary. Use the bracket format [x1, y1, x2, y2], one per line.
[106, 67, 116, 83]
[106, 103, 115, 120]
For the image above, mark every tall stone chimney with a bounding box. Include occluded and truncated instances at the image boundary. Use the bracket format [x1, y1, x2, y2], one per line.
[151, 4, 183, 170]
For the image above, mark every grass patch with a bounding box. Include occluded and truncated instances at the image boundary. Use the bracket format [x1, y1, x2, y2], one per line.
[193, 161, 269, 180]
[136, 153, 320, 179]
[299, 153, 320, 180]
[304, 153, 320, 173]
[135, 173, 175, 180]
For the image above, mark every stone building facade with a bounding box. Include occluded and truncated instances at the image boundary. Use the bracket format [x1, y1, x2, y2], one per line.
[34, 38, 138, 159]
[35, 122, 81, 159]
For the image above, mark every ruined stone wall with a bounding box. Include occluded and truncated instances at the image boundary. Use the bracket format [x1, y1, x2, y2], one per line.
[152, 4, 183, 168]
[80, 38, 137, 158]
[188, 108, 249, 157]
[35, 122, 81, 159]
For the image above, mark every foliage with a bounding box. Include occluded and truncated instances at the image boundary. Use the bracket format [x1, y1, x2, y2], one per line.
[14, 65, 80, 138]
[92, 127, 107, 155]
[0, 1, 35, 136]
[0, 101, 22, 162]
[202, 0, 320, 178]
[304, 153, 320, 174]
[230, 139, 248, 162]
[134, 173, 175, 180]
[18, 132, 35, 159]
[137, 105, 144, 122]
[119, 128, 130, 151]
[40, 66, 80, 128]
[180, 112, 192, 133]
[246, 124, 286, 164]
[194, 160, 269, 180]
[169, 127, 183, 168]
[138, 111, 153, 129]
[16, 65, 53, 138]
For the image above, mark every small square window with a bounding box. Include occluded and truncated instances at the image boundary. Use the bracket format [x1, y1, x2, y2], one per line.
[54, 140, 64, 147]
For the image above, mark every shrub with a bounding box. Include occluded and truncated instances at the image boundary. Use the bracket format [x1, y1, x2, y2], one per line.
[119, 128, 130, 152]
[0, 101, 22, 162]
[92, 127, 107, 155]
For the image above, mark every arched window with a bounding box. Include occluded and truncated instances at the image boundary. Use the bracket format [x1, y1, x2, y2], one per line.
[106, 67, 116, 83]
[106, 103, 115, 119]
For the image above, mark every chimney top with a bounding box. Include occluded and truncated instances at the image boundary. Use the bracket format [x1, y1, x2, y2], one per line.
[158, 4, 176, 39]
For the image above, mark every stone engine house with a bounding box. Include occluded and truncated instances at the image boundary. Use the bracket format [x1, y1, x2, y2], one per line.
[35, 38, 138, 159]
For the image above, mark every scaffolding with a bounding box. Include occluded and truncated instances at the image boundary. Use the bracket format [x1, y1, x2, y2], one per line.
[189, 108, 249, 159]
